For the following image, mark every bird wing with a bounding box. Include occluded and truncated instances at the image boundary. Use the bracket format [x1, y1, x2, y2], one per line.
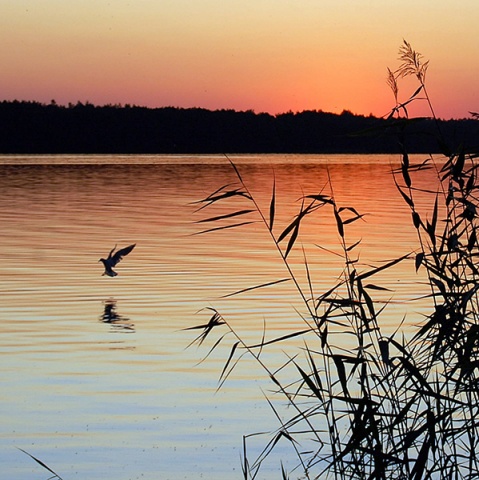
[110, 243, 136, 267]
[106, 244, 118, 260]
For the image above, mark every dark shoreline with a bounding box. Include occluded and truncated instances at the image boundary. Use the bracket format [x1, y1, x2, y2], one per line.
[1, 100, 478, 154]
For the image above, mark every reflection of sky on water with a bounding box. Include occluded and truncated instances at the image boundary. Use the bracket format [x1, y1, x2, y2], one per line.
[0, 154, 435, 479]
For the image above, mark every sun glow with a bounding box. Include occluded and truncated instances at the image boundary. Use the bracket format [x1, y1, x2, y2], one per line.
[1, 0, 479, 118]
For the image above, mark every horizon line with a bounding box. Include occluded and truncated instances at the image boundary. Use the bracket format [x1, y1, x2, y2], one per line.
[3, 98, 468, 121]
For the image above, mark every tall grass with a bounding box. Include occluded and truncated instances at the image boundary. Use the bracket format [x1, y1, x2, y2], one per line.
[17, 447, 64, 480]
[189, 41, 479, 479]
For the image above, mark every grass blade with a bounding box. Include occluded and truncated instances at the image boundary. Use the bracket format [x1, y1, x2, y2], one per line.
[193, 221, 257, 235]
[356, 253, 410, 281]
[269, 174, 276, 231]
[284, 220, 300, 258]
[332, 355, 349, 396]
[394, 176, 415, 208]
[334, 208, 344, 238]
[221, 278, 291, 298]
[184, 309, 226, 346]
[295, 361, 323, 401]
[247, 328, 313, 349]
[17, 448, 63, 480]
[219, 341, 240, 386]
[196, 209, 255, 223]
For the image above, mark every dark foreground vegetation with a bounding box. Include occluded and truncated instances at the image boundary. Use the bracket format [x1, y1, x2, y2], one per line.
[1, 99, 478, 154]
[188, 41, 479, 479]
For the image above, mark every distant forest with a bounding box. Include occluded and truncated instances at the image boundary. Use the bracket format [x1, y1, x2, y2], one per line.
[0, 100, 478, 154]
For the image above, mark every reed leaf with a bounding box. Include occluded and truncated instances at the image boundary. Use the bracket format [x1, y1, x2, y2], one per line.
[403, 426, 428, 453]
[321, 324, 328, 349]
[402, 156, 411, 188]
[301, 246, 315, 308]
[306, 347, 324, 395]
[410, 435, 431, 480]
[364, 283, 392, 292]
[269, 174, 276, 231]
[394, 177, 415, 208]
[467, 227, 477, 252]
[378, 337, 390, 365]
[194, 186, 252, 207]
[284, 220, 300, 258]
[412, 211, 422, 229]
[357, 279, 376, 322]
[427, 409, 436, 453]
[241, 436, 249, 480]
[219, 341, 240, 387]
[356, 253, 410, 281]
[305, 193, 334, 204]
[184, 309, 225, 346]
[277, 217, 297, 244]
[247, 328, 313, 349]
[17, 448, 64, 480]
[346, 239, 362, 252]
[221, 278, 291, 298]
[342, 213, 366, 226]
[426, 196, 438, 246]
[388, 336, 413, 361]
[452, 150, 465, 180]
[390, 396, 417, 428]
[294, 361, 323, 402]
[415, 252, 424, 272]
[193, 333, 229, 365]
[193, 221, 257, 235]
[195, 209, 255, 223]
[332, 355, 349, 397]
[466, 165, 476, 193]
[338, 205, 363, 216]
[397, 356, 432, 393]
[409, 84, 424, 100]
[269, 372, 281, 389]
[190, 183, 235, 209]
[334, 208, 344, 238]
[333, 395, 379, 407]
[323, 297, 362, 307]
[226, 154, 245, 184]
[277, 198, 313, 247]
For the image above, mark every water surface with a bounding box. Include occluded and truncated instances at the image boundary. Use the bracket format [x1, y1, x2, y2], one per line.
[0, 154, 437, 479]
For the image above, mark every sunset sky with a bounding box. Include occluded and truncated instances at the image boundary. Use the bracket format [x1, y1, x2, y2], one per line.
[1, 1, 478, 119]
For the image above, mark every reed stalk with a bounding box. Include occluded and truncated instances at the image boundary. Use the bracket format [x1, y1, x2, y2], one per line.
[190, 41, 479, 479]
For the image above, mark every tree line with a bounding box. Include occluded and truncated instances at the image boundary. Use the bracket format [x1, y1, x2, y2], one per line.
[0, 100, 477, 154]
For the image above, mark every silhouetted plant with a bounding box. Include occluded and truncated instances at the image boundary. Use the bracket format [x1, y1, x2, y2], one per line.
[189, 41, 479, 479]
[17, 448, 64, 480]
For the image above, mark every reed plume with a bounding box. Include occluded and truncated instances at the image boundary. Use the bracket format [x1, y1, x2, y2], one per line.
[396, 39, 429, 83]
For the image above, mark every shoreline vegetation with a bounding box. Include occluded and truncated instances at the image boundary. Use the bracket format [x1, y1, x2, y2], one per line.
[1, 99, 478, 155]
[188, 41, 479, 478]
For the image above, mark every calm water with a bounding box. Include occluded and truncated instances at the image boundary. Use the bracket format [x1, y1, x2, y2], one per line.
[0, 154, 437, 479]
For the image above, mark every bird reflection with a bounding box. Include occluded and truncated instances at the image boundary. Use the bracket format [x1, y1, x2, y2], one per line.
[100, 298, 134, 332]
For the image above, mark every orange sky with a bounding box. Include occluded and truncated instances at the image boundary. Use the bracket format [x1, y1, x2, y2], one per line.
[1, 1, 478, 119]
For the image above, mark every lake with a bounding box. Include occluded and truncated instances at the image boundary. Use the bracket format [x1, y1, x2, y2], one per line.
[0, 154, 437, 479]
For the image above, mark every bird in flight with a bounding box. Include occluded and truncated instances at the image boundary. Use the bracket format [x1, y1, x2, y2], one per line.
[99, 244, 136, 277]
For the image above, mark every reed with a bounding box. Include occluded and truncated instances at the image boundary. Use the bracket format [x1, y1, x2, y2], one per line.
[190, 41, 479, 479]
[17, 447, 64, 480]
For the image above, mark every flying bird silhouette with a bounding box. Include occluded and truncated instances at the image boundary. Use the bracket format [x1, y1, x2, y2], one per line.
[99, 244, 136, 277]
